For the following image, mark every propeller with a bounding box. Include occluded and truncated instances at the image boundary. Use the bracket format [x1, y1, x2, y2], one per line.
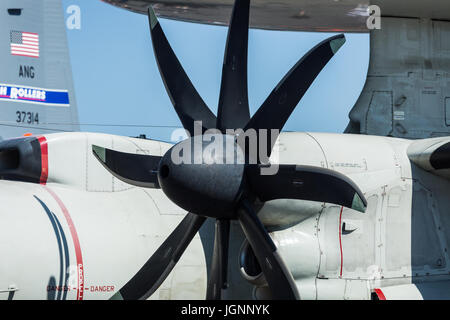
[95, 0, 366, 300]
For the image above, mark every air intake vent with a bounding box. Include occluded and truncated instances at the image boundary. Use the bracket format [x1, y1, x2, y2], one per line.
[239, 240, 266, 286]
[0, 149, 19, 171]
[0, 137, 43, 183]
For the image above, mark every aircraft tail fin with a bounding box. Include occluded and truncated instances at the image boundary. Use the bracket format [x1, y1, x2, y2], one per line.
[0, 0, 79, 140]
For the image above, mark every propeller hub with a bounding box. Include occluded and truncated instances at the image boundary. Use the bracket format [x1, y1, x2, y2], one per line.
[158, 134, 245, 219]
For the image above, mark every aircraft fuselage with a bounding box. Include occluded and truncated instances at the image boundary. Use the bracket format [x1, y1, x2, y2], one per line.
[1, 131, 449, 299]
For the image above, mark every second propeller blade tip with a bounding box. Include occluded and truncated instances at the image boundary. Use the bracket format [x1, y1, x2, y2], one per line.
[92, 145, 106, 162]
[148, 6, 159, 30]
[330, 34, 346, 54]
[352, 192, 367, 213]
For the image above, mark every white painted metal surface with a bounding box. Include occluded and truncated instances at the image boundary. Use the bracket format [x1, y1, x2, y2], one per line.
[2, 130, 450, 299]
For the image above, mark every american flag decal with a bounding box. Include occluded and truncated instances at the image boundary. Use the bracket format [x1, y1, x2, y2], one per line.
[10, 31, 39, 58]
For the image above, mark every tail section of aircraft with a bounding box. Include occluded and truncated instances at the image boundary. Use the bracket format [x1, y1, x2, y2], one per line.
[0, 0, 79, 140]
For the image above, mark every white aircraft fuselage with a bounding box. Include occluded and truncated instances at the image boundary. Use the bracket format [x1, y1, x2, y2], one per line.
[1, 131, 449, 300]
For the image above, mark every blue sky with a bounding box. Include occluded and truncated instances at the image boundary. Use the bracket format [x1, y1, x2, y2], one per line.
[62, 0, 369, 142]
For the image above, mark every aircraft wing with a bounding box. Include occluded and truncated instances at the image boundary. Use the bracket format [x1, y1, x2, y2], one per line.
[101, 0, 370, 33]
[101, 0, 450, 33]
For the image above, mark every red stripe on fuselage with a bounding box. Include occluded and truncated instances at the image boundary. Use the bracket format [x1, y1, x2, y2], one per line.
[37, 136, 48, 184]
[338, 206, 344, 277]
[43, 186, 85, 300]
[374, 288, 386, 300]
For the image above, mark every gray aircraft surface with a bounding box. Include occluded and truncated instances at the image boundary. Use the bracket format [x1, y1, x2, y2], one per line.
[346, 0, 450, 139]
[0, 0, 79, 139]
[1, 0, 450, 300]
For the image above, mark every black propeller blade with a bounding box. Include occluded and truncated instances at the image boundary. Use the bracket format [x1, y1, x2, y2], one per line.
[238, 200, 300, 299]
[206, 219, 230, 300]
[96, 0, 357, 301]
[148, 8, 217, 136]
[113, 213, 206, 300]
[244, 34, 346, 162]
[216, 0, 251, 131]
[92, 145, 161, 188]
[246, 164, 367, 212]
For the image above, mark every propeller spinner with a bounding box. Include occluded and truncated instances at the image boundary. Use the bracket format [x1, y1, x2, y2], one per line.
[94, 0, 366, 300]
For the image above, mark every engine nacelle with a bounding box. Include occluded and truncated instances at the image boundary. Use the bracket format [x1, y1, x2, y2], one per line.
[0, 132, 171, 191]
[0, 136, 46, 183]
